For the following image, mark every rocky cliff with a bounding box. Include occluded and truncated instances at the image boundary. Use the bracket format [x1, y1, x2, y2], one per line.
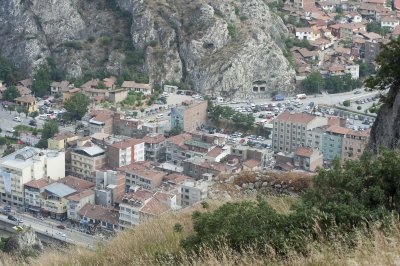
[369, 88, 400, 152]
[0, 0, 295, 99]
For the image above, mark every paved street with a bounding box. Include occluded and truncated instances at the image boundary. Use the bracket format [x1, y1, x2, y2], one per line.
[0, 212, 98, 248]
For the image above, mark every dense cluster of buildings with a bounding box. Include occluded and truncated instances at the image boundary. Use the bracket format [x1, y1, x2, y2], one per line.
[272, 111, 370, 171]
[283, 0, 400, 82]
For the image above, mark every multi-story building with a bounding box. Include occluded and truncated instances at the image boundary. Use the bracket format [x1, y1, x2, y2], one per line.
[272, 111, 328, 153]
[50, 80, 70, 95]
[88, 110, 114, 135]
[94, 170, 125, 207]
[306, 126, 327, 151]
[0, 147, 65, 207]
[180, 180, 210, 207]
[48, 132, 79, 150]
[294, 147, 323, 172]
[365, 40, 381, 63]
[108, 138, 145, 169]
[381, 17, 399, 30]
[342, 129, 370, 162]
[322, 126, 350, 163]
[165, 133, 193, 166]
[231, 146, 273, 168]
[66, 189, 95, 222]
[143, 134, 166, 162]
[70, 144, 106, 181]
[121, 81, 152, 95]
[79, 203, 119, 231]
[24, 178, 55, 214]
[119, 162, 166, 191]
[119, 189, 177, 229]
[291, 0, 315, 9]
[41, 182, 77, 220]
[183, 157, 233, 180]
[170, 101, 207, 132]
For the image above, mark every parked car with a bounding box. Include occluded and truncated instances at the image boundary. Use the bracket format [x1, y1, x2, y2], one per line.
[56, 224, 66, 229]
[29, 119, 37, 126]
[13, 116, 22, 122]
[8, 215, 17, 222]
[55, 231, 66, 238]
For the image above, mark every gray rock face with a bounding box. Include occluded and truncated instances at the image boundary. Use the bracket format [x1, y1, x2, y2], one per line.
[1, 0, 295, 98]
[369, 88, 400, 152]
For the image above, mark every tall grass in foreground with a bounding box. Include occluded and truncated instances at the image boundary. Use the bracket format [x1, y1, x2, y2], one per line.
[4, 196, 400, 265]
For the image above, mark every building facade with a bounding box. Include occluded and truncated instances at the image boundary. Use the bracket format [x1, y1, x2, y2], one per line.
[170, 101, 208, 132]
[0, 147, 65, 207]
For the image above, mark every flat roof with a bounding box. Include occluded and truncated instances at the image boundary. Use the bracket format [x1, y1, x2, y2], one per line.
[44, 183, 76, 198]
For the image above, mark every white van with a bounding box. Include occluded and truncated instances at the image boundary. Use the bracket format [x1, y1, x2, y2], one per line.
[156, 114, 164, 119]
[296, 94, 307, 99]
[217, 97, 224, 103]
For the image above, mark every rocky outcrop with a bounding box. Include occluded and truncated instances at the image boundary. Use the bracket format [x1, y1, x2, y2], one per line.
[2, 227, 43, 255]
[369, 88, 400, 152]
[0, 0, 295, 98]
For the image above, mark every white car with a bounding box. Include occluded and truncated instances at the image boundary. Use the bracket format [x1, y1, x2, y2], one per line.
[13, 116, 22, 122]
[56, 231, 66, 238]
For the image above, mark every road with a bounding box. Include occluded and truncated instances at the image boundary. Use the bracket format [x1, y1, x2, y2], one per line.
[0, 212, 98, 248]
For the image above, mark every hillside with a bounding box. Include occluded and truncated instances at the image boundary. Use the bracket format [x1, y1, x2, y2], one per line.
[0, 0, 295, 99]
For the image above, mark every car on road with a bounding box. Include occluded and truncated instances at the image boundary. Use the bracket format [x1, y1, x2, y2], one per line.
[8, 215, 17, 222]
[56, 224, 66, 229]
[13, 116, 22, 122]
[55, 231, 66, 238]
[354, 90, 362, 94]
[29, 119, 37, 126]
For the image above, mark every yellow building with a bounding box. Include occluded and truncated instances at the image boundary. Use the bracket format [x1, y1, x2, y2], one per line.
[14, 95, 37, 113]
[41, 182, 77, 220]
[48, 132, 79, 150]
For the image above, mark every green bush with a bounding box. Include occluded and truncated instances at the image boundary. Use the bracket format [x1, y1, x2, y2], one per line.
[357, 105, 362, 110]
[227, 23, 237, 39]
[343, 100, 351, 107]
[182, 150, 400, 257]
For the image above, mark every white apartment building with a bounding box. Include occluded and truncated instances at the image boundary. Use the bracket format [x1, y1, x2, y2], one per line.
[119, 190, 177, 230]
[272, 111, 328, 153]
[295, 27, 320, 41]
[108, 139, 145, 169]
[180, 180, 210, 207]
[381, 17, 399, 30]
[0, 147, 65, 207]
[345, 64, 360, 79]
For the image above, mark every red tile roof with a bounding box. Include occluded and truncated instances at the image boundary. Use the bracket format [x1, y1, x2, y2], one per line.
[275, 111, 315, 124]
[78, 203, 119, 225]
[295, 147, 314, 157]
[24, 178, 55, 189]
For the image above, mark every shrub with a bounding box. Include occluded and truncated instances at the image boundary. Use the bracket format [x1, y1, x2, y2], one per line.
[357, 105, 362, 110]
[343, 100, 351, 107]
[227, 23, 237, 39]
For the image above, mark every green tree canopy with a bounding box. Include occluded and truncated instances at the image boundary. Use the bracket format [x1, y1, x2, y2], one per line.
[300, 72, 325, 94]
[36, 119, 59, 148]
[3, 85, 21, 101]
[32, 65, 51, 97]
[366, 38, 400, 98]
[64, 93, 90, 120]
[0, 56, 22, 85]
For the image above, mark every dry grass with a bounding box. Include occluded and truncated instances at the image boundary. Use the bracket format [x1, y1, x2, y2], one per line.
[6, 198, 400, 266]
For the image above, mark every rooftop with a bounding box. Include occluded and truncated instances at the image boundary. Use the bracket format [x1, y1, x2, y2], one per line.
[44, 183, 77, 198]
[184, 139, 213, 150]
[166, 133, 192, 146]
[295, 147, 314, 157]
[67, 189, 94, 201]
[326, 126, 351, 135]
[143, 134, 166, 144]
[15, 95, 36, 103]
[110, 138, 144, 149]
[24, 177, 55, 189]
[275, 111, 316, 124]
[58, 175, 95, 192]
[79, 203, 119, 225]
[121, 81, 151, 90]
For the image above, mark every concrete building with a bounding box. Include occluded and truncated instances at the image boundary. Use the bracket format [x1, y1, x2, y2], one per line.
[108, 89, 128, 103]
[79, 203, 119, 231]
[121, 81, 152, 95]
[50, 81, 70, 95]
[231, 146, 273, 168]
[24, 178, 55, 214]
[48, 132, 79, 150]
[67, 189, 95, 222]
[180, 180, 210, 207]
[170, 101, 208, 132]
[0, 147, 65, 207]
[119, 162, 166, 191]
[342, 129, 370, 162]
[108, 138, 145, 169]
[272, 111, 328, 153]
[70, 144, 106, 181]
[88, 110, 114, 135]
[183, 157, 233, 180]
[365, 40, 381, 63]
[14, 95, 37, 113]
[381, 17, 399, 30]
[345, 64, 360, 79]
[165, 133, 193, 166]
[119, 190, 177, 229]
[94, 170, 125, 207]
[294, 147, 323, 172]
[322, 126, 350, 162]
[143, 134, 166, 162]
[41, 182, 76, 220]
